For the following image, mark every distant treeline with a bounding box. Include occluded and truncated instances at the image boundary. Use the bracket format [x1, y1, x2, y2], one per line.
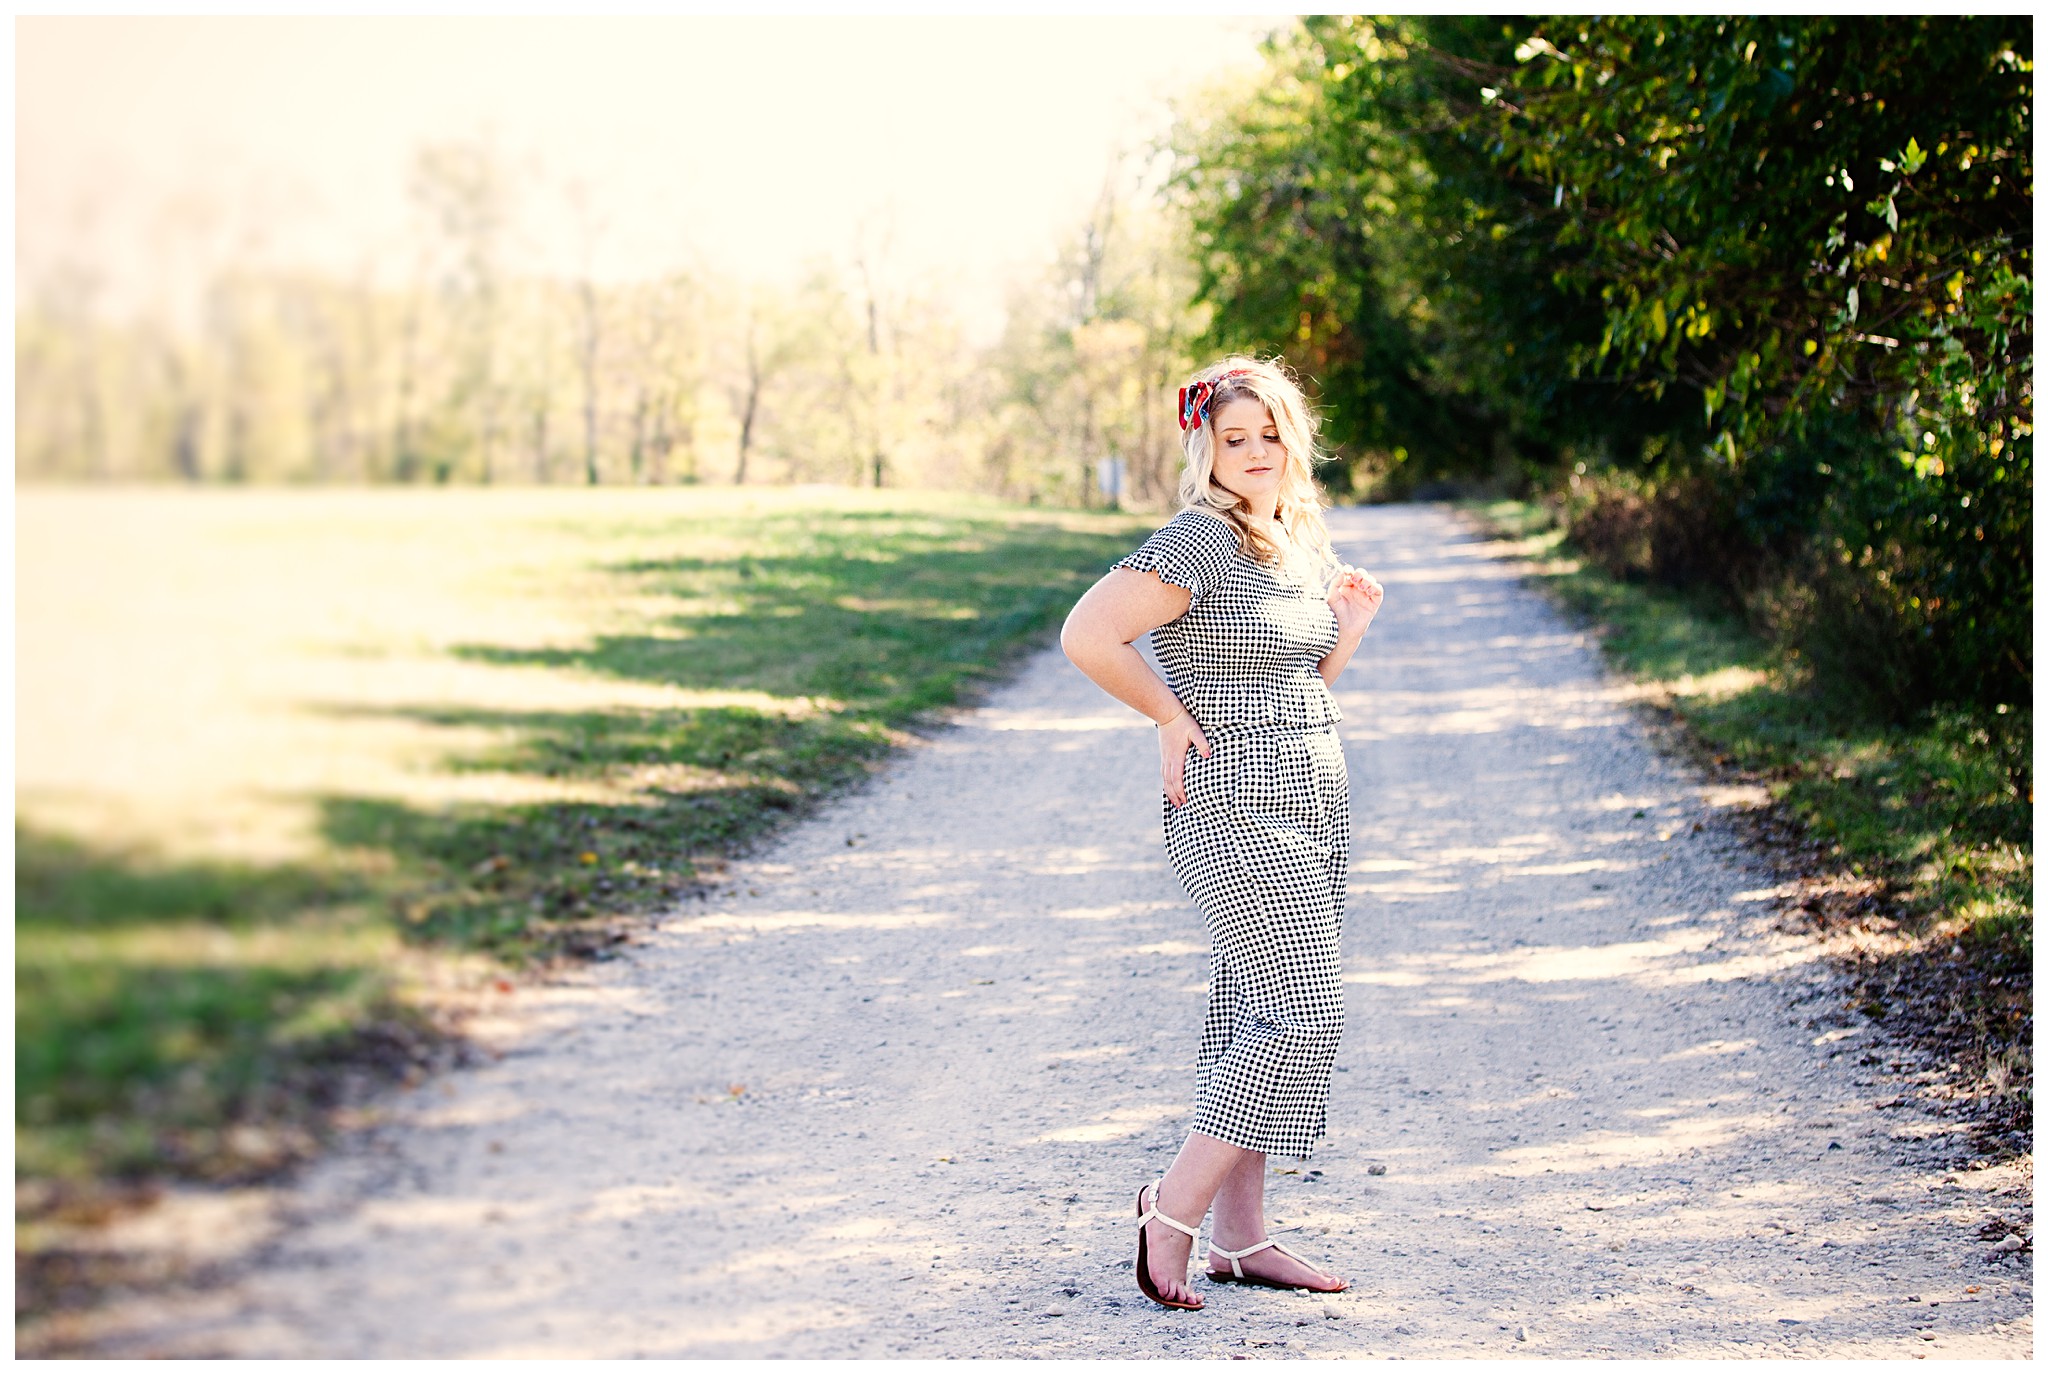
[16, 146, 1204, 510]
[1175, 15, 2031, 715]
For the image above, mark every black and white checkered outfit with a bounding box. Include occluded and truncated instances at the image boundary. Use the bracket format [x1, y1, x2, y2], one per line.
[1113, 507, 1349, 1160]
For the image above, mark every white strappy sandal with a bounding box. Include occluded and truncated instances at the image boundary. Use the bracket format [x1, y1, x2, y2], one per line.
[1206, 1235, 1349, 1292]
[1133, 1179, 1205, 1311]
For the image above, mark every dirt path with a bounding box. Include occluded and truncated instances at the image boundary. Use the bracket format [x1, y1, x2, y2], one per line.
[84, 503, 2030, 1359]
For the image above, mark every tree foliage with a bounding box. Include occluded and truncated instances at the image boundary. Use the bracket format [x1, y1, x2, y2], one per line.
[1172, 15, 2031, 712]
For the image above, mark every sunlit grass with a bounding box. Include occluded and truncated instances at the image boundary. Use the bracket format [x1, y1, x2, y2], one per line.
[16, 486, 1151, 1191]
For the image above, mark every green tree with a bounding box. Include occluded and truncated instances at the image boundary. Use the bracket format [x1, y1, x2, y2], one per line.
[1173, 17, 1697, 494]
[1476, 15, 2031, 707]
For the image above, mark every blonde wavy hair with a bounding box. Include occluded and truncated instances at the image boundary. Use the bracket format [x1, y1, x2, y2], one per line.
[1175, 354, 1338, 581]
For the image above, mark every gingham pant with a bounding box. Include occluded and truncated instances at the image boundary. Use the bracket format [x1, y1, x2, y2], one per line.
[1163, 725, 1349, 1161]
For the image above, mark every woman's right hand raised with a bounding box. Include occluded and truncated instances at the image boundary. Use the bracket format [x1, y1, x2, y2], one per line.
[1158, 708, 1213, 808]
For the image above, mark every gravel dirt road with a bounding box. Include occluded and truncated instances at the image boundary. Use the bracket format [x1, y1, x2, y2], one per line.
[80, 503, 2031, 1359]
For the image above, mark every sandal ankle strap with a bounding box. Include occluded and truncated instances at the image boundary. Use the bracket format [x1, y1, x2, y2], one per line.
[1137, 1179, 1204, 1241]
[1207, 1237, 1274, 1278]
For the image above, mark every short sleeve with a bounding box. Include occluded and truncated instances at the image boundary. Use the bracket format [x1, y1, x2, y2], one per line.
[1111, 509, 1240, 606]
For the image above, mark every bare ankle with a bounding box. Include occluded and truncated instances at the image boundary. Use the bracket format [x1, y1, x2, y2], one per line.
[1209, 1224, 1263, 1252]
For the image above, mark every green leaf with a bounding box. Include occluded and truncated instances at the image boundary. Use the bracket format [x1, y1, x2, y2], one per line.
[1846, 285, 1860, 323]
[1901, 136, 1927, 175]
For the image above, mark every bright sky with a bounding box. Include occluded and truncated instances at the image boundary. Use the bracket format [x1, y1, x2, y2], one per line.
[17, 15, 1277, 333]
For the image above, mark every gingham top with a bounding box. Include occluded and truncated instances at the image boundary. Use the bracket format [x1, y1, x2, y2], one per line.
[1113, 508, 1343, 735]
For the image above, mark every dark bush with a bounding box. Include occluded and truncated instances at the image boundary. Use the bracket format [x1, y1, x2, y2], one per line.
[1753, 541, 1932, 722]
[1566, 470, 1762, 594]
[1565, 479, 1653, 580]
[1647, 473, 1749, 589]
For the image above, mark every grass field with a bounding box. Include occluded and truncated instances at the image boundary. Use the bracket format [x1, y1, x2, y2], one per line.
[1460, 499, 2032, 1149]
[16, 486, 1152, 1195]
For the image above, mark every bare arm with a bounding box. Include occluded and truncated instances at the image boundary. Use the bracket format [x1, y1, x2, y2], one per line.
[1319, 628, 1367, 686]
[1060, 568, 1190, 724]
[1060, 569, 1214, 806]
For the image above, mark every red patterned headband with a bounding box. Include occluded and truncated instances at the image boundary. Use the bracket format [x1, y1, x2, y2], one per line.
[1177, 368, 1253, 432]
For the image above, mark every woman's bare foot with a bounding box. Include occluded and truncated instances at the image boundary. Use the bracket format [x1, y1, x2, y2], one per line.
[1140, 1185, 1205, 1308]
[1208, 1243, 1348, 1292]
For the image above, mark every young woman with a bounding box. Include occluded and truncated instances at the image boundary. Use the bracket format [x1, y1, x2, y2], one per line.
[1060, 356, 1384, 1311]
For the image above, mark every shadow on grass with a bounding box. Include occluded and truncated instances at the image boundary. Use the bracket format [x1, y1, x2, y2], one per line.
[452, 511, 1127, 715]
[307, 703, 890, 959]
[15, 826, 429, 1188]
[15, 828, 361, 930]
